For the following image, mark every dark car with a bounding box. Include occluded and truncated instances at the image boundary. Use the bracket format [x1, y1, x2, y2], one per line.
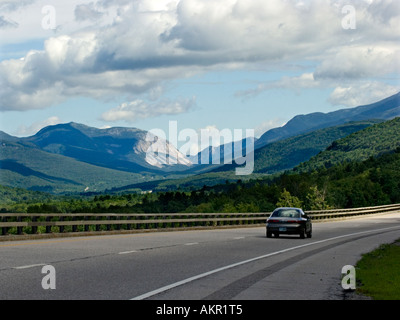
[266, 207, 312, 239]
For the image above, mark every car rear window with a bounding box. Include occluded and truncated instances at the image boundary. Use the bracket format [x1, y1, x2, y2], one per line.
[271, 209, 301, 218]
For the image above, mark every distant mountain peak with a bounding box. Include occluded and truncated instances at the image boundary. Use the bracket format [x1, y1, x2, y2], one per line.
[15, 121, 193, 173]
[255, 91, 400, 149]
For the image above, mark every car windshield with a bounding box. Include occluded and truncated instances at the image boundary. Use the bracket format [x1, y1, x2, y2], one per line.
[271, 209, 301, 218]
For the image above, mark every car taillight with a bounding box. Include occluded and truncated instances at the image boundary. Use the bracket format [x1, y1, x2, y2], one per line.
[287, 220, 299, 223]
[268, 219, 280, 223]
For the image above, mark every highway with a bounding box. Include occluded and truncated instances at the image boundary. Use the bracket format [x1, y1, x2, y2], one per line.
[0, 212, 399, 300]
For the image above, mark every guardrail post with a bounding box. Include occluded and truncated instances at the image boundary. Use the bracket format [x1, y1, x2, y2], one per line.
[107, 216, 111, 231]
[59, 216, 64, 233]
[127, 216, 132, 230]
[96, 216, 100, 232]
[84, 216, 89, 232]
[72, 216, 77, 232]
[2, 216, 7, 235]
[17, 216, 22, 235]
[162, 216, 166, 228]
[116, 216, 121, 230]
[46, 216, 51, 233]
[32, 216, 37, 234]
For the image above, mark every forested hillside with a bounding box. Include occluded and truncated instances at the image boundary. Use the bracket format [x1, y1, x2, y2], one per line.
[0, 141, 149, 193]
[2, 118, 399, 214]
[214, 120, 379, 174]
[2, 148, 399, 213]
[296, 117, 400, 172]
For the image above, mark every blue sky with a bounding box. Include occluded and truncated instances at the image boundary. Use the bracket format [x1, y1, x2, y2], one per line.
[1, 0, 399, 149]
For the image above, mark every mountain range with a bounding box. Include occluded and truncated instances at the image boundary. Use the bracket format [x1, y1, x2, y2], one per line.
[295, 116, 400, 173]
[1, 91, 399, 194]
[210, 120, 382, 174]
[255, 91, 400, 149]
[22, 122, 191, 172]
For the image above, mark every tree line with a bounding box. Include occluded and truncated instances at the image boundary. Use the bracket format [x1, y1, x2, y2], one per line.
[2, 148, 399, 214]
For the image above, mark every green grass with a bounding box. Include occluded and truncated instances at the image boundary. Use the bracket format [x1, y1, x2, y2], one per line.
[356, 240, 400, 300]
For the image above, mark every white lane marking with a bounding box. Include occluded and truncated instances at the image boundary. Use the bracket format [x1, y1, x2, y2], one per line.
[131, 225, 400, 300]
[184, 242, 199, 246]
[14, 263, 46, 270]
[233, 237, 245, 240]
[118, 250, 138, 255]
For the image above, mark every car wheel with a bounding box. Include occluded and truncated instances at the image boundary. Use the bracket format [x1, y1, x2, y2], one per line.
[300, 228, 305, 239]
[306, 229, 312, 238]
[266, 231, 272, 238]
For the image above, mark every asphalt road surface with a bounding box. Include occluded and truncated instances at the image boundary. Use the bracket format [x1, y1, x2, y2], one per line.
[1, 212, 399, 300]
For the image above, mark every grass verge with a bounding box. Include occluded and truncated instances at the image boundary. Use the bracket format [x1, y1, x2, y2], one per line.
[355, 239, 400, 300]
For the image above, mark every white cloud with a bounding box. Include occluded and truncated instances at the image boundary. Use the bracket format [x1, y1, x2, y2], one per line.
[0, 15, 18, 29]
[236, 73, 320, 98]
[0, 0, 35, 13]
[254, 119, 286, 138]
[314, 45, 400, 81]
[16, 116, 62, 136]
[101, 96, 197, 122]
[0, 0, 399, 113]
[328, 82, 400, 107]
[74, 3, 104, 21]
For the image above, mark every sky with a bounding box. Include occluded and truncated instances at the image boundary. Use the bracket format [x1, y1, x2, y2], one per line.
[0, 0, 399, 150]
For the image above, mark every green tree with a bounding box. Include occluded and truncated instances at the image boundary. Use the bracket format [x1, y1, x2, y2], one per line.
[306, 186, 332, 210]
[276, 188, 303, 208]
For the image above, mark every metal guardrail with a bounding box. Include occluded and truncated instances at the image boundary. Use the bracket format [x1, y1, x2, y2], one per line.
[306, 203, 400, 219]
[0, 204, 399, 237]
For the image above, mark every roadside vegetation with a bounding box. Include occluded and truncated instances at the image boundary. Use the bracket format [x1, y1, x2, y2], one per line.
[356, 239, 400, 300]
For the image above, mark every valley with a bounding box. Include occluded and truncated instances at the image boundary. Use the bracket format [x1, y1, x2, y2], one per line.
[1, 92, 399, 195]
